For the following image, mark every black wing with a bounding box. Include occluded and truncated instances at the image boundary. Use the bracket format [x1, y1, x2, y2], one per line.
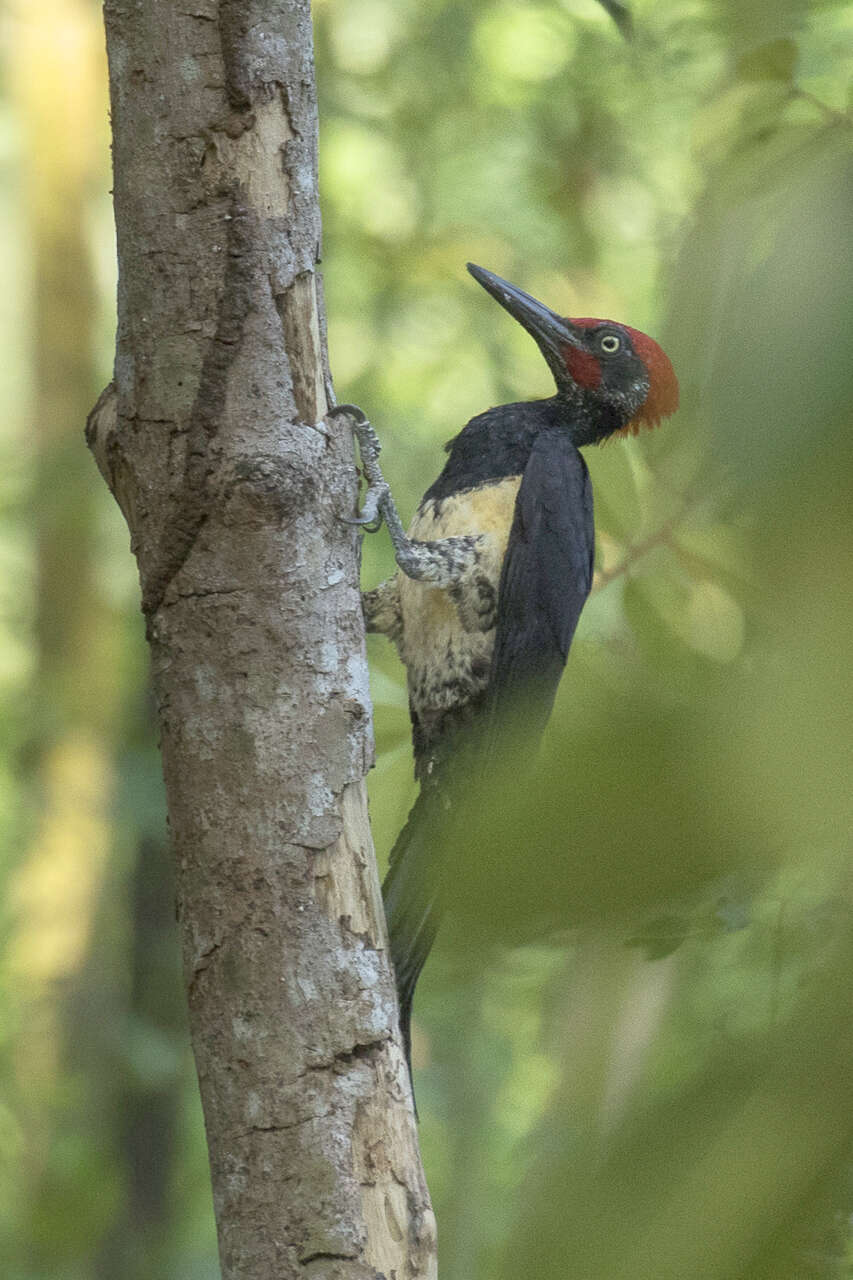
[382, 787, 445, 1083]
[485, 428, 594, 746]
[384, 430, 594, 1086]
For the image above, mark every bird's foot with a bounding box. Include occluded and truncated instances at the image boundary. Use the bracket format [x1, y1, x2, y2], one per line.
[330, 403, 480, 587]
[330, 403, 422, 573]
[329, 404, 393, 533]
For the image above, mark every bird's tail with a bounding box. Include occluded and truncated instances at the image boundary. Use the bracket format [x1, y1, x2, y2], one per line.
[381, 785, 446, 1077]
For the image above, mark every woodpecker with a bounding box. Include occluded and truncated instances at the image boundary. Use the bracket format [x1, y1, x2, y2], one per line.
[334, 264, 679, 1077]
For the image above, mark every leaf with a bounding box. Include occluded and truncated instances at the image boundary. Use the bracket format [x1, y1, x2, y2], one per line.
[672, 523, 751, 581]
[736, 38, 798, 83]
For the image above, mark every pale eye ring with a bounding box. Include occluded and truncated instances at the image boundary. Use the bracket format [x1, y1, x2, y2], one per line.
[600, 334, 621, 354]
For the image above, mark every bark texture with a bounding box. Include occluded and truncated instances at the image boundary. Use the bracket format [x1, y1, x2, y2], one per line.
[92, 4, 435, 1277]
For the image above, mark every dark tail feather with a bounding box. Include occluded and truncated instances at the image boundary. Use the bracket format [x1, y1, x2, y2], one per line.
[397, 985, 415, 1093]
[382, 786, 445, 1082]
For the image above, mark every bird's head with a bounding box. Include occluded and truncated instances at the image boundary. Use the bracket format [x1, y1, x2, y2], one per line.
[467, 263, 678, 445]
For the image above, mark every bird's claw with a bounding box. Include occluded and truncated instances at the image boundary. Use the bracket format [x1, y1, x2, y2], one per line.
[344, 512, 384, 533]
[341, 481, 388, 531]
[329, 403, 390, 532]
[329, 402, 371, 427]
[329, 402, 451, 584]
[329, 402, 379, 454]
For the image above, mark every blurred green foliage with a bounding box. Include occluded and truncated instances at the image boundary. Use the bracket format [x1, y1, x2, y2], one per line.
[1, 0, 852, 1275]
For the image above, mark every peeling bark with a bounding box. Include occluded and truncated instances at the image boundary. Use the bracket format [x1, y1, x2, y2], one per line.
[93, 4, 435, 1276]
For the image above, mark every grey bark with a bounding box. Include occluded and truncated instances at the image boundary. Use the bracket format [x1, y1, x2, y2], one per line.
[90, 3, 436, 1277]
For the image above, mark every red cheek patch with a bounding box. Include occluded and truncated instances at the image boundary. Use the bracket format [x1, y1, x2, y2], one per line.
[561, 344, 601, 389]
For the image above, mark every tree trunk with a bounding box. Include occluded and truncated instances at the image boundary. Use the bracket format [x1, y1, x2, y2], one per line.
[90, 4, 435, 1277]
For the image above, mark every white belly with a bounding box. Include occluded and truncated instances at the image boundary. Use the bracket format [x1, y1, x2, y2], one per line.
[398, 476, 521, 715]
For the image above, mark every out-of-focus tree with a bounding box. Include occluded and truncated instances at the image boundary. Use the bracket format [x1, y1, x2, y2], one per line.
[0, 4, 219, 1276]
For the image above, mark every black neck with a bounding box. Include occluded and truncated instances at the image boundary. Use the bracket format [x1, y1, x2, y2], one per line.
[423, 396, 603, 504]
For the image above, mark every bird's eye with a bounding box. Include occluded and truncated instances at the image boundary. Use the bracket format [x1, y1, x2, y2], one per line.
[600, 334, 621, 354]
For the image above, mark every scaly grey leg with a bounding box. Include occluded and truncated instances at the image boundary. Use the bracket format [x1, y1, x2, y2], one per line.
[330, 404, 480, 588]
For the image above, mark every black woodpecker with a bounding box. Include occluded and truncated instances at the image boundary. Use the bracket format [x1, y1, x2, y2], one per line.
[334, 264, 679, 1078]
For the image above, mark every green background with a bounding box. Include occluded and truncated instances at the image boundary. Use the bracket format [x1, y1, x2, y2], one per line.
[1, 0, 852, 1274]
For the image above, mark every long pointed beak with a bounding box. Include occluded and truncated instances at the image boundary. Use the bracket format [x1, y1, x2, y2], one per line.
[466, 264, 584, 362]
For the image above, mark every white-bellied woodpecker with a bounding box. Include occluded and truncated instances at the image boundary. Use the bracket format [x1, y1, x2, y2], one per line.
[333, 263, 679, 1084]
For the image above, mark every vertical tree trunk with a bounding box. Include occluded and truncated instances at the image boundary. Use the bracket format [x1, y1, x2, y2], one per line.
[90, 4, 435, 1277]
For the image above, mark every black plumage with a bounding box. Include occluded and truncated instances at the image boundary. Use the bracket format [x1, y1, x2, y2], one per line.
[424, 399, 565, 503]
